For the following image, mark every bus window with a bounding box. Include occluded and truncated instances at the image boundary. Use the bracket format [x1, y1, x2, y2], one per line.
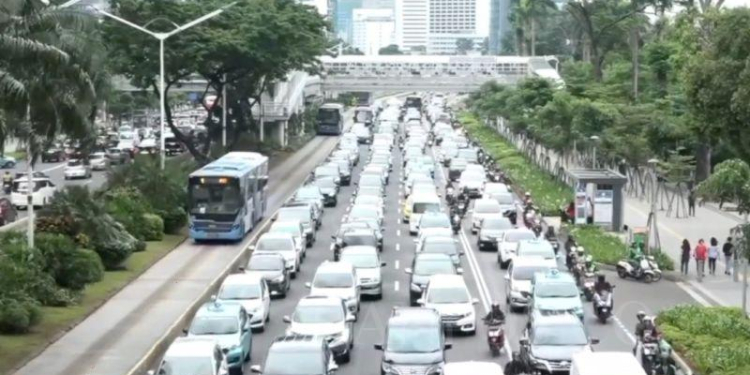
[317, 108, 340, 124]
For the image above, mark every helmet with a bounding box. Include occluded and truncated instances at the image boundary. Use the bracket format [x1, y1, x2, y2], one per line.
[576, 246, 585, 255]
[491, 301, 501, 311]
[525, 192, 531, 197]
[597, 274, 605, 282]
[637, 311, 646, 322]
[584, 255, 593, 264]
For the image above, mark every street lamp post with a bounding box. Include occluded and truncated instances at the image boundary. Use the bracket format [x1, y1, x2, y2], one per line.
[647, 158, 662, 254]
[590, 135, 600, 169]
[96, 3, 236, 169]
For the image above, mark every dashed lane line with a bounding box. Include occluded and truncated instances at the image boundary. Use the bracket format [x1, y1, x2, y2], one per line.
[394, 260, 400, 270]
[394, 281, 400, 292]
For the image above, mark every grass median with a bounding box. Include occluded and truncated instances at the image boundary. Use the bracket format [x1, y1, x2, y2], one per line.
[0, 233, 186, 374]
[460, 113, 569, 215]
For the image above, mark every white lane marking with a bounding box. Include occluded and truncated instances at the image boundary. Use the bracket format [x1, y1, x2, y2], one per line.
[675, 282, 712, 307]
[396, 229, 401, 237]
[613, 316, 636, 344]
[394, 281, 400, 292]
[394, 260, 400, 270]
[395, 243, 400, 252]
[688, 280, 726, 306]
[398, 198, 401, 205]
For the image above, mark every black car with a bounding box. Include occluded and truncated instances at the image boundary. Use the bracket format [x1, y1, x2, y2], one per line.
[244, 253, 290, 298]
[164, 137, 184, 156]
[251, 334, 338, 375]
[448, 159, 467, 181]
[331, 228, 381, 259]
[477, 215, 514, 251]
[313, 177, 339, 206]
[42, 148, 65, 163]
[374, 307, 450, 375]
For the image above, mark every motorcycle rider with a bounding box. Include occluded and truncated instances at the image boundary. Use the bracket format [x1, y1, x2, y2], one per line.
[583, 254, 598, 275]
[628, 242, 645, 276]
[634, 311, 661, 354]
[2, 171, 12, 193]
[523, 192, 532, 206]
[594, 274, 612, 295]
[455, 188, 470, 216]
[483, 301, 506, 324]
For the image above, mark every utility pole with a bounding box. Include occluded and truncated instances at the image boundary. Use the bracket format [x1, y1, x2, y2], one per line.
[646, 158, 662, 253]
[25, 105, 34, 249]
[222, 74, 227, 148]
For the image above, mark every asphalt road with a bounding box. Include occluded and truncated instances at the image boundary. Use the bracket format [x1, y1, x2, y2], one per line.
[13, 110, 702, 375]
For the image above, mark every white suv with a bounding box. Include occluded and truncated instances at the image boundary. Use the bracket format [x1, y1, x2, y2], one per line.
[340, 246, 386, 299]
[418, 274, 478, 334]
[283, 295, 355, 362]
[252, 233, 299, 278]
[306, 261, 360, 317]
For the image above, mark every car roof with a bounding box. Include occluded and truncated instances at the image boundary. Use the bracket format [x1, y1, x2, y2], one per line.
[533, 269, 576, 285]
[427, 274, 466, 287]
[317, 260, 355, 273]
[511, 256, 550, 267]
[390, 307, 441, 326]
[195, 300, 243, 318]
[258, 232, 295, 241]
[410, 193, 440, 203]
[519, 239, 554, 249]
[222, 273, 264, 286]
[298, 295, 345, 307]
[531, 310, 584, 327]
[341, 246, 378, 255]
[271, 220, 302, 228]
[165, 337, 219, 358]
[424, 236, 455, 243]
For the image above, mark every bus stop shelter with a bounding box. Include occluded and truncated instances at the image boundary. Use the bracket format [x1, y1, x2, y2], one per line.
[566, 168, 628, 231]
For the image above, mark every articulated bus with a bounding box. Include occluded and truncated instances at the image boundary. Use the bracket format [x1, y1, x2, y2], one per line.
[188, 152, 269, 241]
[316, 103, 345, 135]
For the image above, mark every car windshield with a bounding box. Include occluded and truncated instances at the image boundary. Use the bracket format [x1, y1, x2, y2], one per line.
[428, 286, 469, 304]
[420, 215, 450, 228]
[315, 167, 338, 178]
[340, 253, 379, 268]
[519, 245, 554, 259]
[189, 316, 239, 335]
[413, 202, 441, 214]
[483, 218, 512, 230]
[341, 233, 377, 247]
[350, 206, 378, 218]
[536, 282, 579, 298]
[160, 358, 214, 375]
[293, 304, 344, 323]
[475, 202, 501, 214]
[387, 325, 441, 353]
[263, 351, 325, 375]
[248, 256, 283, 271]
[505, 231, 537, 242]
[513, 266, 551, 281]
[256, 238, 293, 251]
[491, 194, 514, 205]
[67, 160, 83, 167]
[270, 225, 300, 237]
[359, 175, 382, 187]
[296, 188, 321, 199]
[423, 240, 457, 255]
[314, 178, 336, 189]
[219, 283, 261, 300]
[314, 272, 353, 288]
[414, 259, 455, 275]
[532, 324, 589, 346]
[277, 209, 310, 223]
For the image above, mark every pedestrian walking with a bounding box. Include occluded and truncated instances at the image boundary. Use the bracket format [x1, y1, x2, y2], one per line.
[680, 239, 691, 275]
[723, 237, 734, 275]
[708, 237, 719, 275]
[694, 239, 708, 281]
[687, 188, 696, 216]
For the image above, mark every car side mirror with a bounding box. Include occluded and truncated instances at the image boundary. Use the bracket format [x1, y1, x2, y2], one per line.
[374, 343, 384, 351]
[591, 338, 600, 345]
[182, 328, 188, 335]
[457, 267, 464, 274]
[283, 315, 291, 323]
[504, 274, 510, 280]
[381, 262, 387, 267]
[404, 268, 413, 274]
[346, 315, 356, 322]
[238, 266, 245, 272]
[416, 298, 425, 305]
[444, 343, 453, 350]
[249, 245, 256, 250]
[472, 298, 479, 305]
[305, 282, 312, 288]
[250, 365, 262, 373]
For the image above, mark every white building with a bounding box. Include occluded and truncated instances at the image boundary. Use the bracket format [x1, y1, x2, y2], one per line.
[425, 0, 484, 54]
[395, 0, 430, 52]
[352, 9, 396, 55]
[299, 0, 330, 17]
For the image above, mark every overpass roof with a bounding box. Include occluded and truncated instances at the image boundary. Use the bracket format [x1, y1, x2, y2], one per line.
[320, 55, 531, 64]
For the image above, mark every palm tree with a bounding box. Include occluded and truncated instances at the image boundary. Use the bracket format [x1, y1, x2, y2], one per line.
[509, 0, 557, 56]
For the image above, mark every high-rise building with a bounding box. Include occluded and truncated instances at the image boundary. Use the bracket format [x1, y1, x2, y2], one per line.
[352, 8, 396, 55]
[425, 0, 485, 54]
[335, 0, 363, 43]
[488, 0, 511, 54]
[299, 0, 331, 16]
[395, 0, 429, 52]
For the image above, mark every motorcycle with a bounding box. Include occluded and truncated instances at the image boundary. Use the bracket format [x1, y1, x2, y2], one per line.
[617, 256, 663, 283]
[593, 288, 614, 323]
[2, 180, 10, 195]
[640, 337, 661, 375]
[503, 209, 517, 226]
[446, 187, 455, 205]
[581, 273, 597, 301]
[653, 338, 678, 375]
[484, 320, 505, 357]
[456, 199, 468, 218]
[451, 213, 461, 235]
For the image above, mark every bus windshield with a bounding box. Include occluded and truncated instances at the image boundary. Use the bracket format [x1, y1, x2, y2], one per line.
[188, 177, 243, 215]
[317, 108, 340, 124]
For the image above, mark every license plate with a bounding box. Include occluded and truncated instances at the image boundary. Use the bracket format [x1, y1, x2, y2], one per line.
[207, 233, 218, 239]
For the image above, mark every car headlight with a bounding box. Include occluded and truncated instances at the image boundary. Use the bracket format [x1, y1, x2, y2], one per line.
[382, 363, 399, 375]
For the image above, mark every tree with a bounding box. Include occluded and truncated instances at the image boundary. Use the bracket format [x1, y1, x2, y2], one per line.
[378, 44, 402, 55]
[698, 159, 750, 214]
[456, 38, 474, 55]
[103, 0, 328, 162]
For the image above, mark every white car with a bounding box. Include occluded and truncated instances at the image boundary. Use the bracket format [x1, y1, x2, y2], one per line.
[516, 239, 558, 268]
[306, 261, 360, 316]
[470, 199, 503, 233]
[252, 233, 300, 278]
[268, 220, 307, 260]
[11, 177, 56, 209]
[155, 338, 229, 375]
[504, 256, 555, 310]
[89, 152, 110, 171]
[497, 228, 538, 269]
[283, 295, 355, 363]
[418, 274, 478, 334]
[340, 246, 385, 299]
[216, 273, 271, 331]
[63, 159, 91, 180]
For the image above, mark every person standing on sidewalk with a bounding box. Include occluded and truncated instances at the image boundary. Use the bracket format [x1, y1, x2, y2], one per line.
[694, 239, 708, 281]
[687, 188, 696, 217]
[723, 237, 734, 275]
[681, 239, 691, 275]
[708, 237, 719, 275]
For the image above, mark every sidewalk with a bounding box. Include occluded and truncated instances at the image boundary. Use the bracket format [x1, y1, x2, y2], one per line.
[490, 120, 746, 311]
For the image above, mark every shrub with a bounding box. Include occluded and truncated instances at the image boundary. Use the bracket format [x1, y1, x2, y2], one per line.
[653, 251, 676, 271]
[89, 215, 139, 269]
[159, 206, 187, 234]
[0, 240, 74, 307]
[142, 213, 164, 241]
[0, 296, 42, 334]
[34, 233, 104, 290]
[103, 187, 154, 240]
[569, 225, 628, 265]
[658, 305, 750, 375]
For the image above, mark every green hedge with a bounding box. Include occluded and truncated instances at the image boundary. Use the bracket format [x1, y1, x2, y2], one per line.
[658, 305, 750, 375]
[569, 225, 675, 270]
[461, 113, 569, 215]
[142, 213, 165, 241]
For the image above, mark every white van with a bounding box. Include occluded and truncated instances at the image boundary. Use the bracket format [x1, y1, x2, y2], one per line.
[11, 177, 57, 209]
[571, 352, 647, 375]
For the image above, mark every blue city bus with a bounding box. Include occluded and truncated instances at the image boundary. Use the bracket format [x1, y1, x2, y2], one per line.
[188, 152, 269, 241]
[317, 103, 345, 135]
